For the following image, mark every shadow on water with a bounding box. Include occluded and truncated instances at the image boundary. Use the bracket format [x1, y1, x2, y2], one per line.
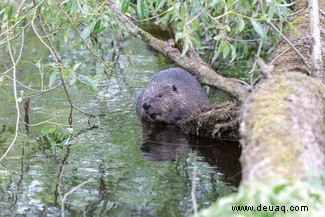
[140, 126, 242, 186]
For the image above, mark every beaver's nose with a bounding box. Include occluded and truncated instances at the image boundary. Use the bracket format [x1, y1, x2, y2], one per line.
[142, 102, 150, 110]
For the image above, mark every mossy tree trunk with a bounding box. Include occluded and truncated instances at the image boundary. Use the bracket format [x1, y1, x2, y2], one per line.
[240, 72, 325, 183]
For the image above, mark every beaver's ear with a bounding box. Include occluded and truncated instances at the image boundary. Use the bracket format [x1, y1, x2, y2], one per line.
[172, 84, 178, 92]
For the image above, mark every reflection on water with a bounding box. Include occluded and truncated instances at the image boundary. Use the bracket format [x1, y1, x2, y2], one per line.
[141, 126, 189, 161]
[140, 126, 241, 186]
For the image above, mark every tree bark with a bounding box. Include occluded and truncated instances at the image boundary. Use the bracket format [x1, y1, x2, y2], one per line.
[240, 72, 325, 183]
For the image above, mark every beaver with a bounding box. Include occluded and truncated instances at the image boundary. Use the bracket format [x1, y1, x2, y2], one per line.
[136, 68, 210, 125]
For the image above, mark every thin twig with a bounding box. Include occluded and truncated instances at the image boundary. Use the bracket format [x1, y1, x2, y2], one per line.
[58, 164, 91, 217]
[191, 151, 198, 216]
[248, 39, 264, 84]
[58, 4, 114, 71]
[267, 21, 311, 70]
[0, 25, 25, 162]
[269, 41, 303, 64]
[31, 11, 97, 120]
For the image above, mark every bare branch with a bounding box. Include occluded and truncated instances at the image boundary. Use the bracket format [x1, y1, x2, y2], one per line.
[309, 0, 324, 80]
[191, 151, 198, 216]
[267, 21, 311, 71]
[0, 25, 25, 162]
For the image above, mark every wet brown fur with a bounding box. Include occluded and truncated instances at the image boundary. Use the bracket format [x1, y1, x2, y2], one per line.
[136, 68, 210, 125]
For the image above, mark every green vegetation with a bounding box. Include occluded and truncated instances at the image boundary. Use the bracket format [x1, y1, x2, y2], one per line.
[197, 179, 325, 217]
[122, 0, 294, 80]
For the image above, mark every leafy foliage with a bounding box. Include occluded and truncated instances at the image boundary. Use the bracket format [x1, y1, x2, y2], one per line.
[1, 0, 113, 141]
[122, 0, 293, 80]
[40, 125, 73, 146]
[196, 179, 325, 217]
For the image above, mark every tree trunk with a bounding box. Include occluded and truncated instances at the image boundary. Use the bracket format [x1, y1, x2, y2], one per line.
[240, 72, 325, 183]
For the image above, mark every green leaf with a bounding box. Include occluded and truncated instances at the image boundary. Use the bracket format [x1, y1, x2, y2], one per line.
[93, 20, 101, 33]
[222, 44, 230, 59]
[70, 71, 77, 85]
[237, 17, 245, 32]
[189, 35, 201, 49]
[230, 44, 236, 62]
[70, 0, 78, 13]
[251, 19, 265, 39]
[217, 40, 227, 55]
[181, 36, 189, 56]
[93, 26, 105, 35]
[175, 32, 183, 42]
[137, 0, 148, 20]
[268, 2, 277, 21]
[213, 34, 223, 41]
[7, 5, 13, 20]
[80, 25, 93, 40]
[82, 75, 98, 92]
[121, 0, 130, 13]
[156, 0, 167, 11]
[49, 71, 57, 87]
[61, 68, 70, 79]
[72, 62, 81, 71]
[83, 3, 89, 14]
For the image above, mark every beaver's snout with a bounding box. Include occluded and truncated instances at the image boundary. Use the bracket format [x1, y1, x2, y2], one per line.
[142, 102, 151, 110]
[149, 113, 156, 119]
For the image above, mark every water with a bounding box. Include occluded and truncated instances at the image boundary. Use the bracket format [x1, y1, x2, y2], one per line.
[0, 32, 241, 216]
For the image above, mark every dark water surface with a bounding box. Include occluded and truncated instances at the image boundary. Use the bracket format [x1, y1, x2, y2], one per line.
[0, 34, 241, 216]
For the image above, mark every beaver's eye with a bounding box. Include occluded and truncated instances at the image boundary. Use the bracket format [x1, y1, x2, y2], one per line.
[158, 94, 162, 98]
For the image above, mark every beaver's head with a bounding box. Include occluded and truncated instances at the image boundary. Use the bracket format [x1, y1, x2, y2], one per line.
[139, 82, 187, 125]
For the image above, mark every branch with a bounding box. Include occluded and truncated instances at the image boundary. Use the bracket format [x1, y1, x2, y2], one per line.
[191, 151, 198, 216]
[0, 25, 25, 162]
[30, 11, 97, 122]
[267, 21, 312, 71]
[309, 0, 324, 80]
[106, 1, 250, 103]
